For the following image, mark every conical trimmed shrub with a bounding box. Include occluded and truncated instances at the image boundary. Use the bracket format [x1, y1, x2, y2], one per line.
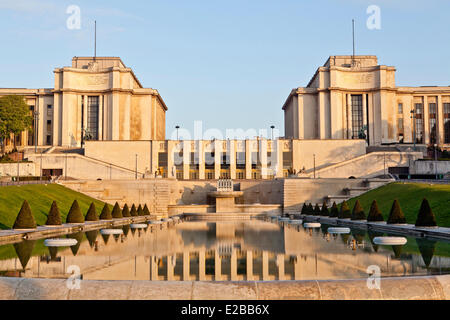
[85, 202, 99, 221]
[416, 238, 436, 268]
[351, 200, 366, 220]
[122, 204, 131, 217]
[338, 201, 351, 219]
[307, 203, 314, 216]
[301, 203, 308, 215]
[112, 202, 123, 219]
[415, 198, 437, 227]
[143, 204, 151, 216]
[85, 230, 98, 248]
[367, 200, 384, 222]
[67, 232, 83, 256]
[313, 203, 321, 216]
[13, 240, 36, 269]
[130, 204, 138, 217]
[137, 205, 145, 216]
[321, 202, 329, 216]
[99, 203, 112, 220]
[46, 201, 62, 226]
[66, 200, 84, 223]
[387, 200, 406, 224]
[329, 202, 339, 218]
[13, 200, 37, 229]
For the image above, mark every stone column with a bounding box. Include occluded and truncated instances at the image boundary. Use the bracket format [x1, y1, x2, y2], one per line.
[98, 95, 103, 140]
[297, 94, 304, 139]
[183, 252, 190, 281]
[167, 255, 175, 281]
[199, 250, 206, 281]
[294, 255, 301, 280]
[246, 250, 253, 281]
[229, 140, 236, 179]
[214, 140, 221, 179]
[260, 139, 268, 179]
[424, 96, 429, 144]
[123, 94, 131, 140]
[318, 91, 326, 139]
[83, 95, 88, 137]
[150, 256, 158, 281]
[438, 95, 444, 146]
[245, 140, 252, 179]
[276, 254, 285, 280]
[214, 250, 221, 281]
[362, 93, 368, 134]
[262, 251, 269, 281]
[37, 95, 44, 146]
[167, 141, 174, 179]
[183, 141, 190, 180]
[231, 248, 237, 281]
[199, 141, 205, 180]
[275, 139, 283, 178]
[111, 93, 120, 140]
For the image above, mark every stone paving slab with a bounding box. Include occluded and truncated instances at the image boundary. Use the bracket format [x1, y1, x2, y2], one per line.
[1, 275, 449, 300]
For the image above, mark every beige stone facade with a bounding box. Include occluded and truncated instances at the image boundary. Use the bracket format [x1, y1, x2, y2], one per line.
[0, 57, 167, 150]
[283, 55, 450, 149]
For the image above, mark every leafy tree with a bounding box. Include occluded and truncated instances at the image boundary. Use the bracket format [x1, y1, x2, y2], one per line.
[351, 200, 366, 220]
[338, 201, 351, 219]
[387, 200, 406, 224]
[13, 200, 36, 229]
[415, 198, 437, 227]
[0, 95, 33, 151]
[111, 202, 123, 219]
[46, 201, 62, 225]
[66, 200, 84, 223]
[367, 200, 384, 222]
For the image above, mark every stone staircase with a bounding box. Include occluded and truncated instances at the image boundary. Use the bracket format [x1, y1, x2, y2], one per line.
[325, 178, 392, 205]
[153, 179, 169, 216]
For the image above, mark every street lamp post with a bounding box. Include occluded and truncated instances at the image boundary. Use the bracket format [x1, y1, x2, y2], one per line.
[410, 109, 416, 151]
[434, 143, 438, 180]
[34, 110, 39, 153]
[270, 125, 275, 140]
[175, 126, 180, 141]
[313, 154, 316, 179]
[135, 154, 138, 180]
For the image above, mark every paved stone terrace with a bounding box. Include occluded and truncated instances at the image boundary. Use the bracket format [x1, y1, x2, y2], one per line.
[0, 275, 448, 299]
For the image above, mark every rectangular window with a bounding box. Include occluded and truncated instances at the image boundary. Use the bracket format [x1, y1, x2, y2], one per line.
[251, 152, 260, 169]
[444, 103, 450, 144]
[47, 105, 53, 116]
[351, 95, 363, 139]
[190, 152, 199, 170]
[87, 96, 99, 140]
[173, 150, 183, 167]
[46, 120, 52, 133]
[236, 152, 246, 168]
[205, 152, 215, 169]
[46, 135, 52, 145]
[398, 103, 403, 114]
[415, 103, 424, 144]
[283, 151, 292, 169]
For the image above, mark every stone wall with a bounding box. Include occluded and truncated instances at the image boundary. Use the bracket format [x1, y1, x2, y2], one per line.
[0, 162, 36, 178]
[411, 160, 450, 175]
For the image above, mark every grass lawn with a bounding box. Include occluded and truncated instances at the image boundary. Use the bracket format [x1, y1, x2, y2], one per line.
[342, 182, 450, 227]
[0, 184, 110, 229]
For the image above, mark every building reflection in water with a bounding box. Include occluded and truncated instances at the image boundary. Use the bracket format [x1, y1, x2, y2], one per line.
[0, 219, 448, 281]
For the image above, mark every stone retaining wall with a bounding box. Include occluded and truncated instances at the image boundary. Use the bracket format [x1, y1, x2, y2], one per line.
[0, 275, 449, 299]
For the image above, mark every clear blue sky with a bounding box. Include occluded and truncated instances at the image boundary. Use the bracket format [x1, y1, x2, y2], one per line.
[1, 0, 449, 139]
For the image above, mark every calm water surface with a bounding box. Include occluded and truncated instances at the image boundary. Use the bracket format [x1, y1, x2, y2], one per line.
[0, 218, 449, 281]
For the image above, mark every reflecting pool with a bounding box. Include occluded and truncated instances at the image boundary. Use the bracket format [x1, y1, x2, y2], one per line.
[0, 218, 449, 281]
